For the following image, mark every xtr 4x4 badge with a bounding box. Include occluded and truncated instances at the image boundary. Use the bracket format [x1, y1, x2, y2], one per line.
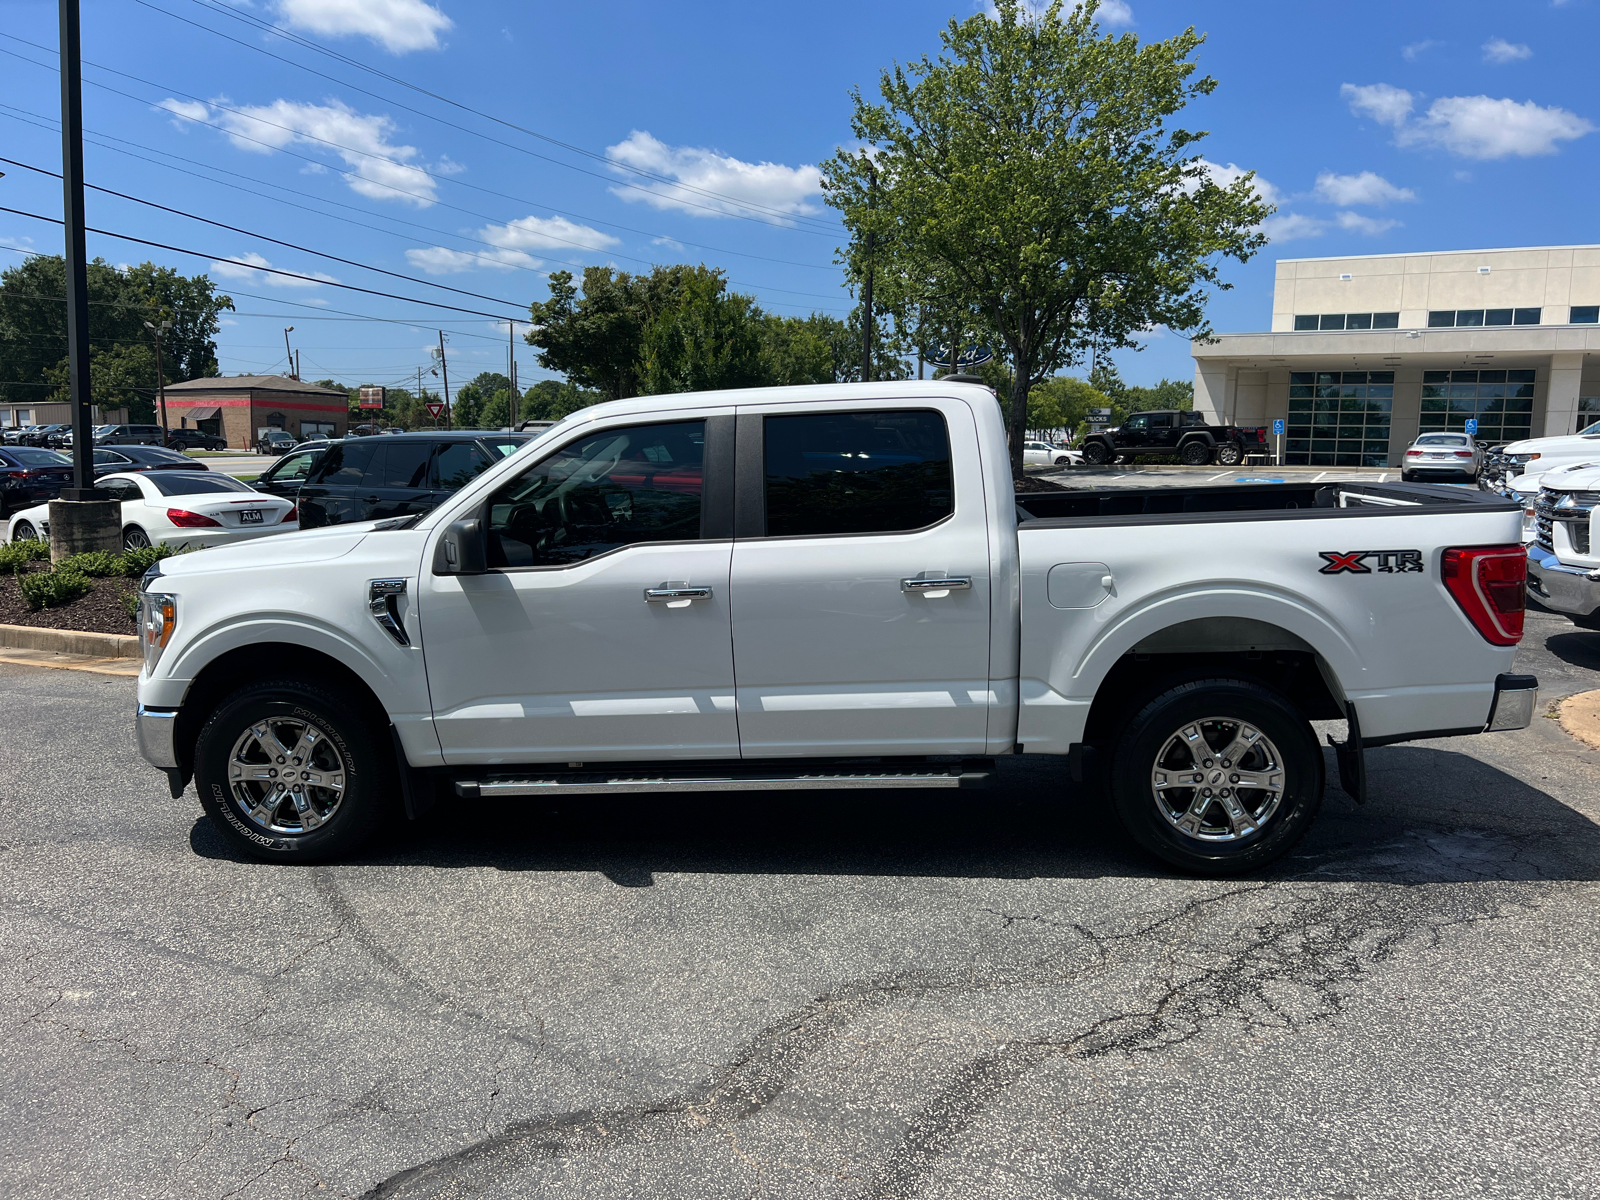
[1318, 549, 1424, 575]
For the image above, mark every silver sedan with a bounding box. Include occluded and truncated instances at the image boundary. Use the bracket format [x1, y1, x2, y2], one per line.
[1401, 432, 1483, 482]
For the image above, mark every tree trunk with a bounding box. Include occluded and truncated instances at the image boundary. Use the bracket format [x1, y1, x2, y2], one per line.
[1006, 368, 1030, 481]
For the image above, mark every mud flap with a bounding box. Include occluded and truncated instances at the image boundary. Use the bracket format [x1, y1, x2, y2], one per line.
[390, 726, 438, 821]
[1326, 702, 1366, 805]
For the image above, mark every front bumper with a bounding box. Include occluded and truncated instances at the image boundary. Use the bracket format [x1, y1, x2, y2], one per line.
[135, 704, 179, 769]
[1527, 547, 1600, 619]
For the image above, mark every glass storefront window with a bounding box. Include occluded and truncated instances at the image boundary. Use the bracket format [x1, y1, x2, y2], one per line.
[1418, 369, 1535, 443]
[1284, 371, 1394, 467]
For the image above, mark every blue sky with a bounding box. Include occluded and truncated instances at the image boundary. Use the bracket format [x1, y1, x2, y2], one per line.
[1, 0, 1596, 391]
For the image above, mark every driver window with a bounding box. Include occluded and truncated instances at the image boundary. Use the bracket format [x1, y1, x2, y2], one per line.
[485, 420, 705, 568]
[1126, 413, 1148, 431]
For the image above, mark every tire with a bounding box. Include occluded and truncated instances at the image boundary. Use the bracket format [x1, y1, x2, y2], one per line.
[123, 526, 151, 551]
[1081, 440, 1110, 466]
[13, 520, 40, 542]
[1179, 440, 1212, 466]
[1053, 455, 1070, 466]
[193, 678, 393, 862]
[1401, 471, 1414, 483]
[1108, 676, 1324, 875]
[1215, 443, 1244, 466]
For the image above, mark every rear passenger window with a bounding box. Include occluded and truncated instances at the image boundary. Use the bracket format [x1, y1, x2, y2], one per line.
[486, 421, 704, 568]
[381, 442, 432, 488]
[762, 410, 952, 537]
[431, 441, 492, 490]
[311, 440, 380, 486]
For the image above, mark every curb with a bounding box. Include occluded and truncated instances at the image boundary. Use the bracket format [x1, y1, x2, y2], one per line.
[1558, 690, 1600, 753]
[0, 622, 139, 659]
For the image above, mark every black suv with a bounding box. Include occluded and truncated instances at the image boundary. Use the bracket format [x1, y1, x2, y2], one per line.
[1078, 410, 1268, 467]
[297, 431, 529, 528]
[166, 429, 228, 451]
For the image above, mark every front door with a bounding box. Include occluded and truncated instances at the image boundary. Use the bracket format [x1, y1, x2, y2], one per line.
[728, 401, 995, 757]
[420, 414, 739, 763]
[369, 439, 435, 521]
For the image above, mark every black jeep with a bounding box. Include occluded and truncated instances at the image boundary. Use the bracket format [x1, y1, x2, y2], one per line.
[1078, 410, 1268, 467]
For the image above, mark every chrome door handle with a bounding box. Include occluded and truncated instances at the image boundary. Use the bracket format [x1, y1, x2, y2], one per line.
[901, 577, 972, 593]
[644, 587, 712, 602]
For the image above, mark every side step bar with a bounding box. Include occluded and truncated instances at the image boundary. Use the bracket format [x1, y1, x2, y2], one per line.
[454, 765, 991, 799]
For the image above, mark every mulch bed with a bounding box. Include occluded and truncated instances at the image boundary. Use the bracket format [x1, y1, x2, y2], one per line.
[0, 562, 140, 635]
[1014, 474, 1072, 493]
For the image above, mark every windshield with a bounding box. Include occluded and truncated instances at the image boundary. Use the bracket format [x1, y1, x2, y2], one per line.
[484, 436, 530, 458]
[8, 448, 70, 466]
[1415, 434, 1469, 446]
[145, 472, 258, 497]
[1581, 420, 1600, 436]
[93, 425, 116, 434]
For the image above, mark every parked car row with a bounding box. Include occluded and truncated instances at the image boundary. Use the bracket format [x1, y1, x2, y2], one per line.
[5, 471, 294, 551]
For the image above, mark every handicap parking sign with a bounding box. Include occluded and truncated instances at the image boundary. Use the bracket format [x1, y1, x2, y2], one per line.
[1465, 418, 1478, 435]
[1272, 419, 1285, 435]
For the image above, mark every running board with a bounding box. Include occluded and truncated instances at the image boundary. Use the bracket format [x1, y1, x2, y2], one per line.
[454, 766, 991, 799]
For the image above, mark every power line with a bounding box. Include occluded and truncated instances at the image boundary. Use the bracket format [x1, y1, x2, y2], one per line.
[162, 0, 845, 234]
[0, 205, 521, 320]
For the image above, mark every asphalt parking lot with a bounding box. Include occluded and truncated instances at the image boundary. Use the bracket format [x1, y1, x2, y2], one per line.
[4, 468, 1597, 1199]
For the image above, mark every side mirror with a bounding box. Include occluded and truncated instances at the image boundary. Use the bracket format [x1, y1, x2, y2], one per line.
[433, 516, 488, 575]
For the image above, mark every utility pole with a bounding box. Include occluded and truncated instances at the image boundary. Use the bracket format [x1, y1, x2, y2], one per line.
[49, 0, 117, 559]
[508, 321, 517, 429]
[283, 327, 295, 379]
[436, 330, 451, 429]
[143, 318, 171, 438]
[860, 161, 876, 384]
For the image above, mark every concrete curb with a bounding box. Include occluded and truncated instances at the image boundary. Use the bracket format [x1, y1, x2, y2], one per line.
[1558, 690, 1600, 753]
[0, 622, 139, 659]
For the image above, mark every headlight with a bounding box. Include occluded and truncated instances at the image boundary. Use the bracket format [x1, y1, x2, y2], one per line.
[140, 592, 177, 674]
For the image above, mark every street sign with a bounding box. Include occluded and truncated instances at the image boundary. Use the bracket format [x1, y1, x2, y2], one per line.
[1465, 418, 1479, 435]
[1272, 418, 1285, 435]
[358, 385, 386, 410]
[425, 401, 445, 420]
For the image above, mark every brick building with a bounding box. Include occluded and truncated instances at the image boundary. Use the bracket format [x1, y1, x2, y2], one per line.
[160, 375, 350, 447]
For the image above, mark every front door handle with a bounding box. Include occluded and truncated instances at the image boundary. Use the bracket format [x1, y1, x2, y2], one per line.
[901, 577, 973, 593]
[644, 587, 712, 603]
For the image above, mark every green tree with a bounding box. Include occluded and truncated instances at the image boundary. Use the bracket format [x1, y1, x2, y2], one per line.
[638, 268, 766, 395]
[1028, 375, 1111, 435]
[521, 379, 603, 421]
[1121, 377, 1194, 412]
[451, 382, 483, 429]
[822, 0, 1270, 474]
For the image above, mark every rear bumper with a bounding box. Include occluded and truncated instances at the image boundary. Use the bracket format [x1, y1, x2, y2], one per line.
[1526, 548, 1600, 619]
[1485, 673, 1539, 733]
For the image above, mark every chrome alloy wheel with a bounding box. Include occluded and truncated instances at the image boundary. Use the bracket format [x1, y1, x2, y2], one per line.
[226, 717, 346, 835]
[1149, 718, 1286, 843]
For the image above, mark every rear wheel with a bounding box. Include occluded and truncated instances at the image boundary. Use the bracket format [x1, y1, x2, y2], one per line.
[123, 526, 151, 551]
[12, 520, 40, 542]
[1081, 440, 1109, 466]
[193, 678, 392, 862]
[1179, 440, 1212, 466]
[1215, 443, 1244, 466]
[1108, 676, 1323, 875]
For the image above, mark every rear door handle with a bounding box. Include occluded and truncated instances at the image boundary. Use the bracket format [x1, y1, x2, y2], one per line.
[644, 587, 712, 602]
[901, 577, 972, 593]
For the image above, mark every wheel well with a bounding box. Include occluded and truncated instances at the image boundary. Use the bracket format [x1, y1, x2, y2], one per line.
[1081, 638, 1344, 752]
[173, 642, 389, 779]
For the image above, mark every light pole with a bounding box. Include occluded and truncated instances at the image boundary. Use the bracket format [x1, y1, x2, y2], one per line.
[283, 327, 295, 379]
[143, 318, 171, 439]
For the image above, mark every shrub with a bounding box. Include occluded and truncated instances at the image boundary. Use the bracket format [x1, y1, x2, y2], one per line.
[119, 543, 180, 578]
[0, 538, 51, 571]
[120, 588, 141, 624]
[56, 550, 124, 577]
[18, 567, 94, 610]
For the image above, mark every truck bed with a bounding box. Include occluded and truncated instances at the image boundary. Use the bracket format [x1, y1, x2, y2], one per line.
[1015, 480, 1517, 525]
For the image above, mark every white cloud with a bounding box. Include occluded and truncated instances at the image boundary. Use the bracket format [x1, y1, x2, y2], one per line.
[1312, 171, 1416, 206]
[1194, 158, 1283, 205]
[209, 251, 339, 288]
[1482, 37, 1532, 64]
[1342, 83, 1593, 159]
[1261, 213, 1327, 243]
[1341, 82, 1414, 127]
[406, 214, 618, 275]
[1401, 40, 1438, 62]
[158, 97, 440, 205]
[605, 130, 823, 222]
[652, 235, 685, 251]
[1401, 95, 1593, 158]
[983, 1, 1133, 25]
[270, 0, 451, 54]
[1334, 210, 1400, 236]
[160, 98, 210, 129]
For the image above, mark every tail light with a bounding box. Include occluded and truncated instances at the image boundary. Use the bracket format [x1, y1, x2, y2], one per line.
[1442, 545, 1526, 645]
[1405, 450, 1423, 457]
[281, 504, 298, 523]
[166, 508, 221, 527]
[1454, 450, 1474, 458]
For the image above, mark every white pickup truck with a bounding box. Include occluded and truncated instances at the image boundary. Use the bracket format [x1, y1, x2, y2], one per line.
[134, 382, 1539, 875]
[1526, 460, 1600, 628]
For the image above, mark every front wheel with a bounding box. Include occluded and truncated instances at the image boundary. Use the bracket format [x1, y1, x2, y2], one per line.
[1215, 443, 1244, 466]
[1053, 455, 1070, 466]
[193, 678, 392, 861]
[1108, 676, 1324, 875]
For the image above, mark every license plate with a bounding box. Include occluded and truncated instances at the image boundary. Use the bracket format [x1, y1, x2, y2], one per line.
[239, 509, 263, 524]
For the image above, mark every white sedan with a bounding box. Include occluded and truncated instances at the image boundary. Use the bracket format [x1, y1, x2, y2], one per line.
[1023, 440, 1081, 466]
[5, 470, 297, 550]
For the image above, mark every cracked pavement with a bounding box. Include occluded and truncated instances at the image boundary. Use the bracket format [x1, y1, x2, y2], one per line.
[2, 607, 1598, 1199]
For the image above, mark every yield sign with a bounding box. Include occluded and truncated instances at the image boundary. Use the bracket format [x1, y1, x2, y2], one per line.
[425, 402, 445, 419]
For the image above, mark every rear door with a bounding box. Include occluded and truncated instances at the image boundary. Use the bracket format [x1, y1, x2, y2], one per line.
[428, 439, 494, 508]
[370, 439, 435, 520]
[299, 439, 382, 527]
[727, 400, 994, 757]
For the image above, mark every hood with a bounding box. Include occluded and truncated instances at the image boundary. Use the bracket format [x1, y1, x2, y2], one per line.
[1533, 460, 1600, 492]
[157, 523, 372, 576]
[1502, 429, 1600, 455]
